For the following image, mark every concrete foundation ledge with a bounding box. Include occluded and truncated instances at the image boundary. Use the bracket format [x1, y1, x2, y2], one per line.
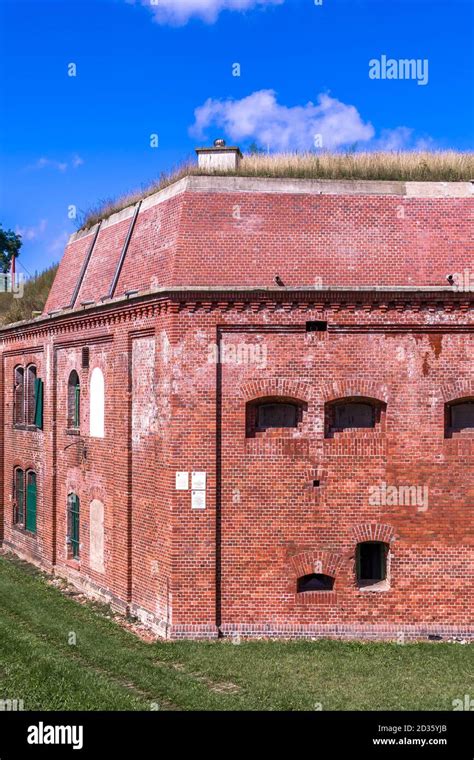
[167, 624, 220, 640]
[218, 623, 474, 642]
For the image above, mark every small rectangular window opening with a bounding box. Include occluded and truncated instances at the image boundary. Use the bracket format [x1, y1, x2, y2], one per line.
[297, 573, 334, 592]
[306, 320, 327, 333]
[81, 347, 90, 369]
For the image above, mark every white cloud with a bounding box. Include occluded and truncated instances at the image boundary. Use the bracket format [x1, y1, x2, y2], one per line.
[26, 155, 84, 172]
[190, 90, 432, 151]
[190, 90, 375, 151]
[373, 127, 435, 151]
[15, 219, 48, 241]
[131, 0, 283, 26]
[47, 231, 69, 255]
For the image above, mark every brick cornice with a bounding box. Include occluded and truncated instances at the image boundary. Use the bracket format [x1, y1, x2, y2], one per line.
[0, 288, 473, 344]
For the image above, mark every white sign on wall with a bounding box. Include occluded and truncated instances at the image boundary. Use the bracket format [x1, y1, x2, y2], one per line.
[175, 472, 189, 490]
[191, 472, 206, 490]
[191, 490, 206, 510]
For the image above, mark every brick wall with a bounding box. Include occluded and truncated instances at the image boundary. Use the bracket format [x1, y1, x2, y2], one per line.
[0, 307, 176, 633]
[3, 178, 473, 641]
[165, 302, 473, 639]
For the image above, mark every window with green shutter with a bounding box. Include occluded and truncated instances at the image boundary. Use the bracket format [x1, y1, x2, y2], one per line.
[74, 383, 80, 428]
[14, 468, 24, 524]
[25, 471, 37, 533]
[67, 493, 80, 559]
[34, 378, 43, 429]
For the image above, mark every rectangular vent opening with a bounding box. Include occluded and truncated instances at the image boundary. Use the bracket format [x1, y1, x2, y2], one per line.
[306, 320, 327, 332]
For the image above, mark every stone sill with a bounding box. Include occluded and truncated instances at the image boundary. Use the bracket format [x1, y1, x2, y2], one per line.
[12, 524, 37, 539]
[326, 430, 385, 440]
[445, 429, 474, 440]
[357, 580, 390, 592]
[254, 428, 302, 439]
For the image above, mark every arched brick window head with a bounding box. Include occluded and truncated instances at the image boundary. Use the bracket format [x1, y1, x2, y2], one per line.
[445, 398, 474, 437]
[246, 397, 306, 437]
[67, 370, 80, 430]
[325, 397, 385, 438]
[89, 368, 105, 438]
[297, 573, 334, 592]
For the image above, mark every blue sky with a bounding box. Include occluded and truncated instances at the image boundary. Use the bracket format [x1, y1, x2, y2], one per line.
[0, 0, 472, 275]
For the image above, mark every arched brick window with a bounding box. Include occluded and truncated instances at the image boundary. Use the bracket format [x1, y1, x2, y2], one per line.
[325, 397, 385, 438]
[25, 365, 37, 426]
[258, 402, 298, 429]
[67, 370, 80, 430]
[356, 541, 389, 589]
[445, 398, 474, 437]
[13, 467, 24, 524]
[67, 493, 80, 559]
[246, 397, 306, 437]
[13, 365, 43, 429]
[13, 468, 37, 532]
[89, 367, 105, 438]
[297, 573, 334, 592]
[13, 366, 24, 426]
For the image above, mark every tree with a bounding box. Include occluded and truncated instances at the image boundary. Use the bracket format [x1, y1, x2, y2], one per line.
[0, 263, 58, 326]
[0, 224, 22, 273]
[248, 141, 265, 155]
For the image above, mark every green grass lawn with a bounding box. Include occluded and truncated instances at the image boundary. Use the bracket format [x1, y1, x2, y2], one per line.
[0, 554, 471, 711]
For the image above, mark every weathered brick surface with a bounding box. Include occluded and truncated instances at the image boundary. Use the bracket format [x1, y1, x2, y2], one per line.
[2, 178, 473, 640]
[76, 219, 130, 304]
[45, 183, 473, 315]
[164, 306, 473, 639]
[45, 231, 95, 312]
[175, 193, 473, 288]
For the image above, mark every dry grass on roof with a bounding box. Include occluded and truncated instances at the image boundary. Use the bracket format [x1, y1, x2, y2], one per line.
[78, 151, 474, 231]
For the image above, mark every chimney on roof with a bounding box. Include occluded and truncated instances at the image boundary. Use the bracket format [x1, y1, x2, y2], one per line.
[195, 139, 242, 172]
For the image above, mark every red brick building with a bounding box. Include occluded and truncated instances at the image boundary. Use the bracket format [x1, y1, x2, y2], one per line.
[1, 149, 473, 640]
